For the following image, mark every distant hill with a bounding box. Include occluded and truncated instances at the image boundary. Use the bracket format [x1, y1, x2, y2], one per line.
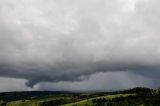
[0, 91, 77, 101]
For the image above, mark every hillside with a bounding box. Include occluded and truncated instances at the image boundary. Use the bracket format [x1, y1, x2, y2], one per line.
[0, 87, 160, 106]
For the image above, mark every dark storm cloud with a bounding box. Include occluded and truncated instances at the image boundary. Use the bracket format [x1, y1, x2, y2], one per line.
[37, 71, 154, 91]
[0, 0, 160, 88]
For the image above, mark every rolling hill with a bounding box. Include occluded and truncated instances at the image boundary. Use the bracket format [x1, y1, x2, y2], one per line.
[0, 87, 159, 106]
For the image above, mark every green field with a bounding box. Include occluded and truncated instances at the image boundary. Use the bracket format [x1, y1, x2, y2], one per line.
[62, 94, 133, 106]
[6, 96, 70, 106]
[0, 87, 160, 106]
[1, 94, 133, 106]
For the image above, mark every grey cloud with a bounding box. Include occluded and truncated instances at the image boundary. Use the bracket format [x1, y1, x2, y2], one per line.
[36, 71, 156, 91]
[0, 77, 31, 92]
[0, 0, 160, 88]
[1, 70, 160, 92]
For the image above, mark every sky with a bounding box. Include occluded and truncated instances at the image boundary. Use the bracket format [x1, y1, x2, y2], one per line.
[0, 0, 160, 92]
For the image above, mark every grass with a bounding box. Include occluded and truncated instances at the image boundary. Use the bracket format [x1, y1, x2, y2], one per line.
[0, 87, 158, 106]
[5, 94, 134, 106]
[62, 94, 134, 106]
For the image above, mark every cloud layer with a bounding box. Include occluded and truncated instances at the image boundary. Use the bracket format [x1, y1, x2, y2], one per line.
[0, 0, 160, 88]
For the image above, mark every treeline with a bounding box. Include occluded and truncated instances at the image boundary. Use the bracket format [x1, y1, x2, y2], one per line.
[0, 91, 77, 102]
[97, 87, 153, 95]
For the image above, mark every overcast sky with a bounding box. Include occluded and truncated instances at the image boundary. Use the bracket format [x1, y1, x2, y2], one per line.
[0, 0, 160, 92]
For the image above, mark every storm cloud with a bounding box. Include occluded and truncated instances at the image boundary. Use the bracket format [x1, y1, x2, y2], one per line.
[0, 0, 160, 88]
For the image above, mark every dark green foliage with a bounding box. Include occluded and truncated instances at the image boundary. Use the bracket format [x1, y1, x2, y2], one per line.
[39, 99, 66, 106]
[91, 90, 160, 106]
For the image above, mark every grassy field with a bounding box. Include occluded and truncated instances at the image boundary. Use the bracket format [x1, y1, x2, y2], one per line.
[62, 94, 133, 106]
[2, 94, 133, 106]
[0, 94, 65, 106]
[6, 96, 70, 106]
[1, 94, 133, 106]
[0, 87, 159, 106]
